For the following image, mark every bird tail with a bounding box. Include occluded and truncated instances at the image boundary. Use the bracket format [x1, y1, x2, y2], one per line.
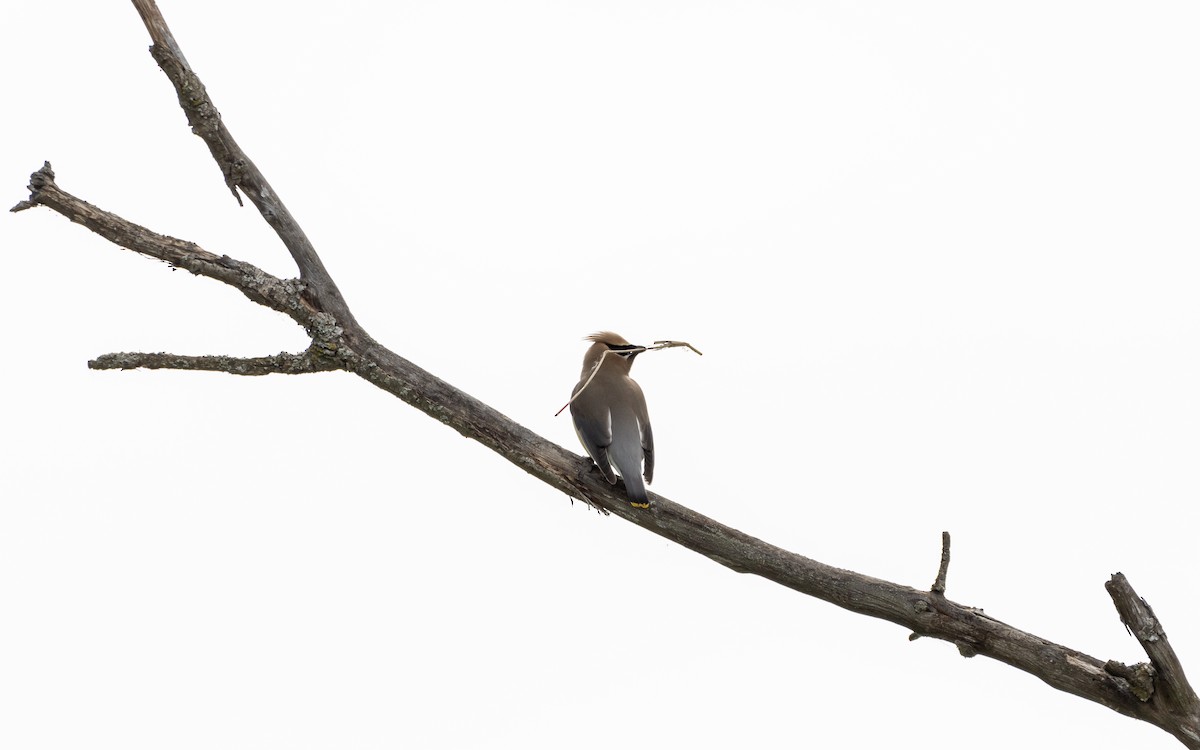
[622, 472, 650, 509]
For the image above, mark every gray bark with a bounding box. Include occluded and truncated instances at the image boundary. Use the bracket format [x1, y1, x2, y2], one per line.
[12, 1, 1200, 745]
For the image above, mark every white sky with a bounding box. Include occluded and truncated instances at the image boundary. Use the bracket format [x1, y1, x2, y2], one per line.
[4, 2, 1200, 748]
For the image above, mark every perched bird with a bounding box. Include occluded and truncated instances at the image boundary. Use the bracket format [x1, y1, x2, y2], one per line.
[569, 332, 655, 508]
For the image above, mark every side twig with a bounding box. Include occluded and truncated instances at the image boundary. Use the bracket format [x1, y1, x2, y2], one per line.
[11, 2, 1200, 747]
[932, 531, 951, 594]
[89, 349, 341, 376]
[11, 163, 314, 329]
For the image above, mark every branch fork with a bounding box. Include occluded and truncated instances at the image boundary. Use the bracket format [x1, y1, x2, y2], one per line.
[13, 2, 1200, 747]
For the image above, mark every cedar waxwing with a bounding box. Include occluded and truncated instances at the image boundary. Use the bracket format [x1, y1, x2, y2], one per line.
[569, 332, 655, 508]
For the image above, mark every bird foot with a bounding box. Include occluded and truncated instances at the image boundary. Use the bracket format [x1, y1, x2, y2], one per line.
[580, 496, 610, 515]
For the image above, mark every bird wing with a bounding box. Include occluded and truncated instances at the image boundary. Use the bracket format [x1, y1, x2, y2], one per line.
[641, 422, 654, 484]
[628, 378, 654, 484]
[569, 392, 617, 484]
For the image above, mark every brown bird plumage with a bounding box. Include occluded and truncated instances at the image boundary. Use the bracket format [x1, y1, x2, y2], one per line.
[569, 332, 654, 508]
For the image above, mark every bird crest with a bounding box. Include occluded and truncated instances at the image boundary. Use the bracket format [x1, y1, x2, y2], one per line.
[585, 331, 632, 347]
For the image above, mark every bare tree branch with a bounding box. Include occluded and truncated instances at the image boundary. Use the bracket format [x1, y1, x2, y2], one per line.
[89, 349, 341, 376]
[130, 0, 357, 329]
[931, 530, 951, 594]
[12, 2, 1200, 747]
[11, 163, 314, 329]
[1106, 573, 1200, 745]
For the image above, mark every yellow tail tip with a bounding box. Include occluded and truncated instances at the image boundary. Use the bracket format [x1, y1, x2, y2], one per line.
[630, 501, 651, 509]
